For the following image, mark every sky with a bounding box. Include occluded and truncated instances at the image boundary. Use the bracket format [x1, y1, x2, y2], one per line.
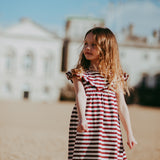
[0, 0, 160, 37]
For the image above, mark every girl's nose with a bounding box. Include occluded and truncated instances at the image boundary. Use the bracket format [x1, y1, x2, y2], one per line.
[86, 45, 91, 50]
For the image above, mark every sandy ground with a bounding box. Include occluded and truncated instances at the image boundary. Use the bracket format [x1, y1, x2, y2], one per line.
[0, 100, 160, 160]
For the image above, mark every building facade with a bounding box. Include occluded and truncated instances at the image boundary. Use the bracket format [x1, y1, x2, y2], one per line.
[61, 19, 160, 105]
[0, 17, 160, 104]
[0, 18, 63, 101]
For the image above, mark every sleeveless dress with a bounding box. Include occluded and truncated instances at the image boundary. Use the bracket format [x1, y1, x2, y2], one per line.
[66, 70, 128, 160]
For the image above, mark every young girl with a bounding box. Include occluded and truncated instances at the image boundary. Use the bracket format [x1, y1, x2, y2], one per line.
[66, 27, 137, 160]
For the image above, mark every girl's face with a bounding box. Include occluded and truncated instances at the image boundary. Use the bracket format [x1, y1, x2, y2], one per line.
[83, 32, 100, 65]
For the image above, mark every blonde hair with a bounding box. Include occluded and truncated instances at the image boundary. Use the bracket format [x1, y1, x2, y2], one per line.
[73, 27, 129, 95]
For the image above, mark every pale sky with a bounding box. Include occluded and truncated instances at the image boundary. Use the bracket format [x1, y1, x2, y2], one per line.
[0, 0, 160, 37]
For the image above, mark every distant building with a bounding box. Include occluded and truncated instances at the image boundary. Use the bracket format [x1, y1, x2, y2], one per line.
[61, 19, 160, 105]
[61, 17, 105, 72]
[0, 17, 160, 105]
[117, 25, 160, 105]
[62, 21, 160, 88]
[117, 24, 160, 88]
[0, 18, 63, 101]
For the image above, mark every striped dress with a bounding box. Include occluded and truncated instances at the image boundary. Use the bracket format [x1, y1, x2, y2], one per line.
[66, 70, 128, 160]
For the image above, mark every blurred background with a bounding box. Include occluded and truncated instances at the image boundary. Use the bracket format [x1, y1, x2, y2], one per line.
[0, 0, 160, 160]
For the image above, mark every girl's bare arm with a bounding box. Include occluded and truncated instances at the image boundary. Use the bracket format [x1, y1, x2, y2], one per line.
[72, 77, 88, 132]
[117, 89, 137, 149]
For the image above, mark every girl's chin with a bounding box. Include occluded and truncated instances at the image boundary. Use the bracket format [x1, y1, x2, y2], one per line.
[86, 58, 92, 61]
[84, 55, 99, 62]
[84, 55, 93, 60]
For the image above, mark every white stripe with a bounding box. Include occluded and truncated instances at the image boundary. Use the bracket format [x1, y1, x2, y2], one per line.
[86, 116, 118, 120]
[86, 95, 116, 100]
[87, 95, 116, 100]
[87, 120, 119, 125]
[85, 87, 115, 94]
[86, 107, 118, 113]
[71, 114, 119, 120]
[69, 143, 122, 150]
[76, 128, 121, 133]
[73, 151, 119, 158]
[70, 137, 122, 143]
[71, 115, 119, 121]
[87, 80, 107, 84]
[73, 148, 124, 153]
[69, 132, 122, 139]
[70, 118, 78, 121]
[70, 123, 119, 129]
[69, 129, 121, 135]
[69, 132, 121, 138]
[73, 158, 123, 160]
[86, 76, 106, 80]
[86, 92, 116, 98]
[72, 108, 118, 113]
[84, 112, 118, 116]
[86, 100, 117, 104]
[86, 102, 118, 107]
[86, 83, 107, 88]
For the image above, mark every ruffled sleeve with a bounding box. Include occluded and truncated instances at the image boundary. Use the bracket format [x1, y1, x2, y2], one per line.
[66, 70, 83, 83]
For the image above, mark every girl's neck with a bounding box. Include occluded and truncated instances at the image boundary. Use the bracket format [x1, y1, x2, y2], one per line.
[89, 62, 99, 71]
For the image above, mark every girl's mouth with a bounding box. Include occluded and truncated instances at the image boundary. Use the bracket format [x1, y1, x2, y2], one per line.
[85, 52, 92, 55]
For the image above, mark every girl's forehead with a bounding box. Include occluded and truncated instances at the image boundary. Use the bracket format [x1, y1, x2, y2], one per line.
[84, 32, 96, 42]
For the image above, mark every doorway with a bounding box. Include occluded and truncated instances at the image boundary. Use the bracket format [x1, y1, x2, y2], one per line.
[24, 91, 29, 99]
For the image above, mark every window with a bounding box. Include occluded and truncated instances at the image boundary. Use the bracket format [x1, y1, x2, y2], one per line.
[143, 50, 149, 60]
[23, 50, 34, 73]
[5, 48, 16, 72]
[144, 53, 148, 60]
[140, 73, 148, 88]
[4, 82, 12, 93]
[43, 53, 53, 76]
[23, 83, 30, 99]
[44, 86, 50, 94]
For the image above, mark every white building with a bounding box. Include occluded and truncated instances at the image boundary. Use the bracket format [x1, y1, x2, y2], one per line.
[61, 19, 160, 105]
[119, 44, 160, 88]
[0, 18, 63, 102]
[0, 17, 159, 103]
[118, 25, 160, 88]
[62, 20, 160, 89]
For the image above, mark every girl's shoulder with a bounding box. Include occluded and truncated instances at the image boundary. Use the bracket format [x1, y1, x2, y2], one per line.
[66, 69, 85, 82]
[66, 69, 103, 82]
[66, 69, 97, 79]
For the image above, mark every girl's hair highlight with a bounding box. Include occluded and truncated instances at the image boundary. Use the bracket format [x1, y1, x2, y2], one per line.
[73, 27, 129, 95]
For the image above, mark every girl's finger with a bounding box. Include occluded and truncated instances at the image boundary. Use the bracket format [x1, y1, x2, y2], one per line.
[84, 128, 88, 132]
[127, 141, 132, 149]
[131, 141, 134, 147]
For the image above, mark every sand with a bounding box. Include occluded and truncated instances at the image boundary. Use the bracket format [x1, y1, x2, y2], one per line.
[0, 100, 160, 160]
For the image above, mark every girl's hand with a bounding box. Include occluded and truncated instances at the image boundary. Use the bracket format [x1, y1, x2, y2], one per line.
[77, 118, 88, 132]
[127, 134, 137, 149]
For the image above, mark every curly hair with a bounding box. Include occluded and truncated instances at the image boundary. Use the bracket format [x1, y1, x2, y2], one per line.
[72, 27, 129, 95]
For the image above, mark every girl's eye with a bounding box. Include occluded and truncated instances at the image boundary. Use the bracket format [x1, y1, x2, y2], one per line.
[92, 43, 96, 47]
[84, 42, 88, 45]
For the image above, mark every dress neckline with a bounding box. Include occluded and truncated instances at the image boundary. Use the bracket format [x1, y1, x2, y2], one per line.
[86, 69, 100, 73]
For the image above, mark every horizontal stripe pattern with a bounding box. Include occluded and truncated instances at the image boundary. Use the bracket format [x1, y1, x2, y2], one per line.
[68, 71, 127, 160]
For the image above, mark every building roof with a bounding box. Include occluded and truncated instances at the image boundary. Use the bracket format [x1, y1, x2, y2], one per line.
[118, 24, 160, 49]
[66, 16, 104, 23]
[1, 18, 60, 40]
